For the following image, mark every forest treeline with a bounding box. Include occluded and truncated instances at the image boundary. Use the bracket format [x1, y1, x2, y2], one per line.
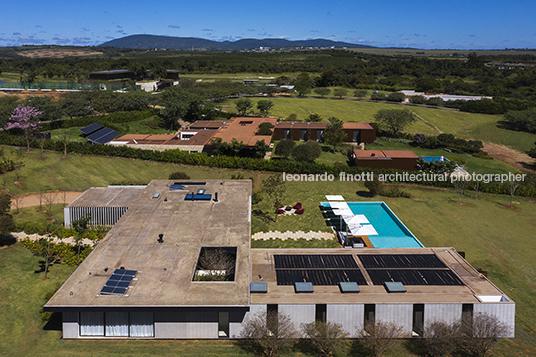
[1, 48, 536, 101]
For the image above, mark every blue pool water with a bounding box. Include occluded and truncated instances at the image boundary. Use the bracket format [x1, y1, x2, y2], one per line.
[421, 156, 450, 163]
[322, 201, 424, 248]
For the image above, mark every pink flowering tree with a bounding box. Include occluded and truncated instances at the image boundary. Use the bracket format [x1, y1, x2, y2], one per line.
[7, 105, 42, 153]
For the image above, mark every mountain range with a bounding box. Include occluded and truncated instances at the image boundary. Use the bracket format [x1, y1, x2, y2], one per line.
[99, 34, 373, 51]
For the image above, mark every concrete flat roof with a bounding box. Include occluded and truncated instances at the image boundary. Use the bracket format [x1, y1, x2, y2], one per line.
[354, 150, 418, 159]
[250, 248, 512, 305]
[67, 186, 146, 208]
[47, 180, 251, 309]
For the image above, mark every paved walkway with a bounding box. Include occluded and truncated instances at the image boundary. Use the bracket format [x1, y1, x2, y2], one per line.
[11, 232, 95, 246]
[252, 230, 335, 241]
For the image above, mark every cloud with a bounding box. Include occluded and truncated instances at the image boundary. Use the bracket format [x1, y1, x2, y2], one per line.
[35, 25, 42, 28]
[168, 25, 181, 29]
[52, 36, 70, 44]
[17, 36, 45, 44]
[13, 32, 21, 35]
[116, 30, 125, 34]
[310, 30, 322, 33]
[469, 34, 476, 37]
[414, 34, 420, 37]
[348, 30, 356, 33]
[247, 29, 255, 32]
[201, 29, 214, 31]
[105, 36, 114, 39]
[82, 27, 90, 32]
[72, 36, 92, 44]
[0, 37, 15, 42]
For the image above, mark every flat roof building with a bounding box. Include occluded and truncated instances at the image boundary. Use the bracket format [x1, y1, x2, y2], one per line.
[353, 149, 420, 171]
[47, 180, 514, 339]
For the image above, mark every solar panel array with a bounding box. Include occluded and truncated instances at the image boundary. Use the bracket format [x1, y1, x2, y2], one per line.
[274, 254, 365, 286]
[86, 127, 120, 144]
[100, 269, 137, 295]
[367, 269, 463, 286]
[80, 122, 103, 135]
[358, 254, 447, 269]
[273, 254, 465, 288]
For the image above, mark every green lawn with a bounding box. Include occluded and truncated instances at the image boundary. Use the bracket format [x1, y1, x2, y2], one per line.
[221, 97, 536, 153]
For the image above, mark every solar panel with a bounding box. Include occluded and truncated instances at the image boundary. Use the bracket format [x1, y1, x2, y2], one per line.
[185, 194, 212, 201]
[276, 269, 367, 286]
[366, 269, 464, 286]
[358, 254, 447, 269]
[86, 127, 120, 144]
[169, 184, 184, 191]
[274, 254, 358, 269]
[100, 269, 137, 295]
[80, 122, 103, 135]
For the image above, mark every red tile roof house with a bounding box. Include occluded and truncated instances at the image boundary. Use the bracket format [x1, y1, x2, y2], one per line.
[273, 121, 376, 144]
[353, 150, 419, 171]
[207, 117, 278, 149]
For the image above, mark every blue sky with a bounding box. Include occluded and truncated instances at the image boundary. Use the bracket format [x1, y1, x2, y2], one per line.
[1, 0, 535, 49]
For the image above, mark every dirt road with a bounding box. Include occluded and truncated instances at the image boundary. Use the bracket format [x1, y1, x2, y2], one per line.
[11, 191, 84, 210]
[483, 142, 536, 173]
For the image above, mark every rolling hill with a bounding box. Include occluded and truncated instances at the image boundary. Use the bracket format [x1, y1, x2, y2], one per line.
[99, 34, 373, 51]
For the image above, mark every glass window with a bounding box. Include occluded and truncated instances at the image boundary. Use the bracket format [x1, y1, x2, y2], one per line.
[130, 312, 154, 337]
[80, 312, 104, 336]
[105, 311, 129, 337]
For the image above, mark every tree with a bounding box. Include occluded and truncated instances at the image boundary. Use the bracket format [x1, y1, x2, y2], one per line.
[262, 175, 286, 222]
[274, 139, 296, 158]
[196, 248, 235, 281]
[58, 94, 93, 119]
[452, 175, 468, 204]
[459, 312, 508, 357]
[240, 310, 299, 357]
[386, 92, 406, 102]
[257, 122, 275, 136]
[364, 174, 383, 197]
[358, 321, 403, 357]
[507, 177, 520, 208]
[59, 130, 71, 158]
[22, 96, 62, 121]
[421, 320, 458, 357]
[72, 214, 91, 264]
[353, 90, 367, 98]
[323, 117, 346, 152]
[295, 73, 312, 96]
[257, 100, 274, 116]
[307, 113, 323, 122]
[291, 141, 321, 162]
[314, 88, 331, 97]
[333, 88, 347, 98]
[0, 192, 15, 237]
[254, 140, 270, 159]
[33, 235, 62, 280]
[301, 321, 350, 357]
[43, 190, 57, 220]
[371, 92, 386, 101]
[236, 98, 253, 116]
[6, 105, 42, 153]
[0, 96, 19, 129]
[373, 109, 416, 137]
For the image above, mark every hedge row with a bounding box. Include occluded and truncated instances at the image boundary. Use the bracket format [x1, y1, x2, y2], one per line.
[2, 132, 535, 198]
[41, 109, 160, 131]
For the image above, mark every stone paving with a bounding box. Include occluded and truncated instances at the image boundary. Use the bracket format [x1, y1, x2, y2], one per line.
[252, 230, 335, 241]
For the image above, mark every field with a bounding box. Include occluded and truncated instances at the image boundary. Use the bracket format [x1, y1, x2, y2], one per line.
[221, 96, 536, 153]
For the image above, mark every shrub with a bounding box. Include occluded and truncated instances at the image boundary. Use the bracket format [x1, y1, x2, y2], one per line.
[364, 174, 383, 196]
[169, 172, 191, 179]
[257, 122, 274, 136]
[252, 191, 263, 204]
[291, 141, 322, 162]
[274, 139, 296, 158]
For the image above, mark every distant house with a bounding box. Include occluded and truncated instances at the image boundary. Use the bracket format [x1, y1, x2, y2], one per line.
[273, 122, 376, 144]
[208, 116, 278, 148]
[89, 69, 134, 81]
[353, 150, 419, 171]
[109, 130, 218, 154]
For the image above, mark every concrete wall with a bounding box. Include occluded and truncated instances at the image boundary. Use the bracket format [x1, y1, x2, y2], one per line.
[424, 303, 462, 326]
[327, 304, 364, 334]
[474, 303, 515, 338]
[279, 304, 315, 336]
[376, 304, 413, 336]
[62, 311, 79, 339]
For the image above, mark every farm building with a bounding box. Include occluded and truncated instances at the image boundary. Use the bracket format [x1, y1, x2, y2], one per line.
[353, 150, 420, 171]
[47, 180, 515, 339]
[273, 122, 376, 144]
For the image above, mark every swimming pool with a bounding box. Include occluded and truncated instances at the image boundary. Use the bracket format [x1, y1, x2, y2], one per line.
[321, 201, 424, 248]
[420, 156, 450, 163]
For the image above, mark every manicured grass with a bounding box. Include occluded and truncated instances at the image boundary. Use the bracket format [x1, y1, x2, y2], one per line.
[11, 203, 67, 227]
[368, 138, 520, 174]
[251, 238, 339, 248]
[222, 97, 535, 152]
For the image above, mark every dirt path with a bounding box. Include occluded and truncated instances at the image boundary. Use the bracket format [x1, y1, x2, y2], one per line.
[11, 191, 84, 210]
[483, 142, 536, 173]
[409, 110, 444, 134]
